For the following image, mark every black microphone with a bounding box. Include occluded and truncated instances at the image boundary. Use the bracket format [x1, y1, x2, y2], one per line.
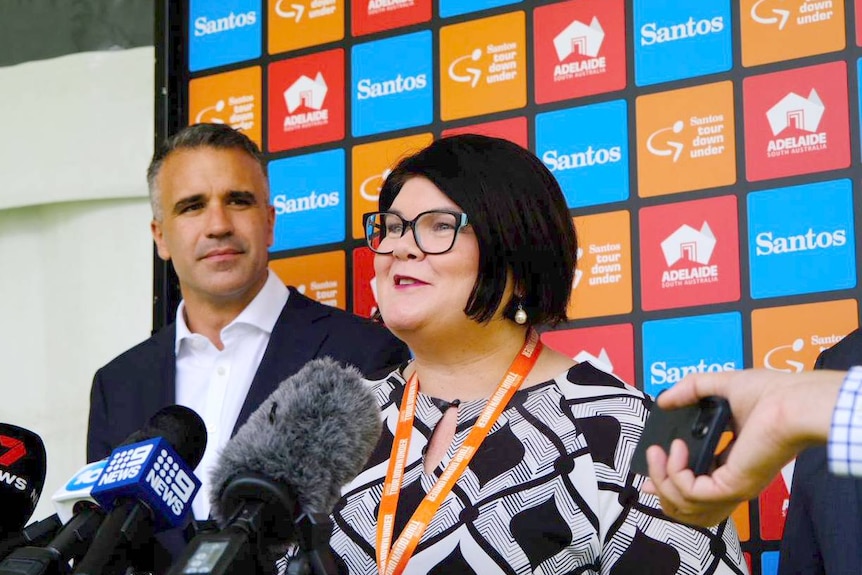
[0, 515, 62, 562]
[0, 408, 205, 575]
[0, 424, 47, 539]
[167, 357, 382, 575]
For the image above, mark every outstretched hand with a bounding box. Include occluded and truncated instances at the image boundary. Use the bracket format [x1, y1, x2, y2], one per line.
[640, 369, 842, 527]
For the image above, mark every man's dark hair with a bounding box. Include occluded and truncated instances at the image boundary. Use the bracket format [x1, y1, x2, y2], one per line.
[378, 134, 577, 326]
[147, 123, 266, 220]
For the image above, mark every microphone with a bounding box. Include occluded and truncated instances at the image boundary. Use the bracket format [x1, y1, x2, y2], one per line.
[72, 405, 206, 575]
[0, 515, 62, 562]
[0, 407, 205, 575]
[168, 357, 382, 575]
[0, 423, 47, 538]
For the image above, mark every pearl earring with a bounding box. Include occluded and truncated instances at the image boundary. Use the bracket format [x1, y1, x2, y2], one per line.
[514, 300, 527, 325]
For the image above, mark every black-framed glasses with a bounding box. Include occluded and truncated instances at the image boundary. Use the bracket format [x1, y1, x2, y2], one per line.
[363, 210, 470, 255]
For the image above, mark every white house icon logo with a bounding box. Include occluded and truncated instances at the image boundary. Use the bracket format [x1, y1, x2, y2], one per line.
[766, 89, 824, 136]
[553, 17, 604, 61]
[574, 348, 614, 374]
[283, 73, 328, 113]
[661, 222, 716, 266]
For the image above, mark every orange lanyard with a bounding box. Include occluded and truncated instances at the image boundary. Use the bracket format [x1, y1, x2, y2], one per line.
[376, 330, 543, 575]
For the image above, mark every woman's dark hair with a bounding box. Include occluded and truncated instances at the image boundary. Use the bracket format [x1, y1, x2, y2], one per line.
[378, 134, 577, 326]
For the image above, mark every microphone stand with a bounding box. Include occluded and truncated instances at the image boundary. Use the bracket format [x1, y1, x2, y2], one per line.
[283, 512, 339, 575]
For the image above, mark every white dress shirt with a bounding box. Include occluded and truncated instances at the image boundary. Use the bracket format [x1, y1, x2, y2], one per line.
[174, 270, 289, 519]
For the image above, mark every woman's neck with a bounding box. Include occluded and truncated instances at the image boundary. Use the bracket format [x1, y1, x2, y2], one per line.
[404, 322, 531, 402]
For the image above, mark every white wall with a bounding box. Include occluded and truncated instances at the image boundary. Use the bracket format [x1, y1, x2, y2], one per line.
[0, 47, 154, 521]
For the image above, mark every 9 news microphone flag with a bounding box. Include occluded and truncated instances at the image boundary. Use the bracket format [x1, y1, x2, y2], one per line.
[73, 405, 206, 575]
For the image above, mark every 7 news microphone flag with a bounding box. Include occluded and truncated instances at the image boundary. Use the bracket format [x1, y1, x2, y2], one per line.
[0, 423, 47, 538]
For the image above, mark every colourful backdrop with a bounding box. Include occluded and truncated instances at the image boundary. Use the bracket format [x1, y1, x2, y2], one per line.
[156, 1, 862, 572]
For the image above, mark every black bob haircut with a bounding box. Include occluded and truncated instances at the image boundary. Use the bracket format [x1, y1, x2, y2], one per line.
[378, 134, 577, 327]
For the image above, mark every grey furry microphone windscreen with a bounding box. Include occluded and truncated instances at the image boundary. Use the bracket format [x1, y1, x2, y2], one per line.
[208, 357, 382, 521]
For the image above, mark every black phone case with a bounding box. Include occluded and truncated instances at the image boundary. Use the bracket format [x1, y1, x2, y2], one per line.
[630, 396, 731, 477]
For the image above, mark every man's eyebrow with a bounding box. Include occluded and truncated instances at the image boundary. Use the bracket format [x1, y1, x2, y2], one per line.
[226, 190, 258, 203]
[172, 194, 206, 215]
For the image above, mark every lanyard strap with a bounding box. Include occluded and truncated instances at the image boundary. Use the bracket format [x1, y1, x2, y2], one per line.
[376, 330, 543, 575]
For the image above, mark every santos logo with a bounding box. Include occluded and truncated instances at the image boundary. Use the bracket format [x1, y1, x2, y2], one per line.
[98, 444, 153, 486]
[356, 74, 427, 100]
[144, 449, 196, 516]
[283, 73, 328, 131]
[194, 11, 257, 37]
[640, 16, 724, 45]
[650, 359, 736, 385]
[766, 89, 827, 156]
[553, 17, 606, 79]
[542, 146, 622, 172]
[755, 228, 846, 255]
[274, 191, 340, 215]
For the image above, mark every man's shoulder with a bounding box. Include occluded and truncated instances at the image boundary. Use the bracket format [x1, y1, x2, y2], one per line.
[96, 324, 175, 376]
[283, 290, 393, 334]
[818, 327, 862, 370]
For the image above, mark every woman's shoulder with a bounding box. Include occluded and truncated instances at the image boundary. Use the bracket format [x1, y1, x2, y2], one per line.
[547, 363, 653, 427]
[556, 362, 649, 399]
[362, 364, 408, 407]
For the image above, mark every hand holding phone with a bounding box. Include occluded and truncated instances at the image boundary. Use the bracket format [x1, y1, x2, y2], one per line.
[630, 396, 731, 477]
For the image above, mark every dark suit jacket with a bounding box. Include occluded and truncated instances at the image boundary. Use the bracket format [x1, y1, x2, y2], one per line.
[779, 327, 862, 575]
[85, 287, 409, 567]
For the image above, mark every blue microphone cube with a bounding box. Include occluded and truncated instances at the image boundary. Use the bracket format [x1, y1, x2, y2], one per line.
[91, 438, 201, 530]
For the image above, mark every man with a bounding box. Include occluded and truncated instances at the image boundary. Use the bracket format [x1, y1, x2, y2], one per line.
[87, 123, 409, 531]
[641, 364, 861, 529]
[779, 328, 862, 574]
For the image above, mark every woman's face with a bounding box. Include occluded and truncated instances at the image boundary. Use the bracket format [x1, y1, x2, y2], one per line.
[373, 177, 480, 342]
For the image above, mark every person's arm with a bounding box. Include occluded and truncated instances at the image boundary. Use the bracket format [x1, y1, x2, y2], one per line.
[826, 366, 862, 477]
[640, 368, 846, 527]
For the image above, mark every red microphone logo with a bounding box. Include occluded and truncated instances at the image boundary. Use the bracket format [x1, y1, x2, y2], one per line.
[0, 435, 27, 467]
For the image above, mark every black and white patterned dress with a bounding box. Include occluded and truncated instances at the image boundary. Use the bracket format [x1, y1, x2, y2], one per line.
[327, 362, 749, 575]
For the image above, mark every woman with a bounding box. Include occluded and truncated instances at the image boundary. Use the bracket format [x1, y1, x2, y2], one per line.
[329, 135, 747, 574]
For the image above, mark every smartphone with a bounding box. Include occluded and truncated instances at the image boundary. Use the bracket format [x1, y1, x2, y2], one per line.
[630, 396, 731, 477]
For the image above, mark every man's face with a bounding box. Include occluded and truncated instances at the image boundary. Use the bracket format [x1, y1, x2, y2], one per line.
[150, 147, 275, 310]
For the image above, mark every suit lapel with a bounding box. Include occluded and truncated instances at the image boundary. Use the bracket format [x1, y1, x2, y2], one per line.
[232, 289, 332, 435]
[140, 325, 178, 422]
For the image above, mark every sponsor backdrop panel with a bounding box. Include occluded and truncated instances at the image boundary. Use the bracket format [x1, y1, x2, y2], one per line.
[160, 0, 862, 569]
